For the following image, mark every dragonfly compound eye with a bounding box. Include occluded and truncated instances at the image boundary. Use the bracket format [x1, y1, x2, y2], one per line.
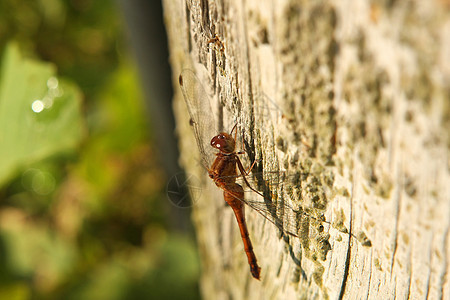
[211, 133, 235, 153]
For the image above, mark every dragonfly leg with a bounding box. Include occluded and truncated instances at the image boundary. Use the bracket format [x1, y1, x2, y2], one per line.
[230, 123, 238, 137]
[243, 158, 258, 175]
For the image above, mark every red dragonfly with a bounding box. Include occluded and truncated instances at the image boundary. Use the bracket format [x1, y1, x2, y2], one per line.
[178, 69, 330, 280]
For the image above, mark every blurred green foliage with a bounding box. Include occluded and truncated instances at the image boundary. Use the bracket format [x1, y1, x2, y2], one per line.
[0, 44, 84, 186]
[0, 1, 199, 299]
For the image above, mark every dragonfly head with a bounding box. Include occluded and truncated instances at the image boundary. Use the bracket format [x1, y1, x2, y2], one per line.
[211, 132, 235, 153]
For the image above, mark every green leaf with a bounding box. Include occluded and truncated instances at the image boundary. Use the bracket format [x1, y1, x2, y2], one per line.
[0, 43, 84, 186]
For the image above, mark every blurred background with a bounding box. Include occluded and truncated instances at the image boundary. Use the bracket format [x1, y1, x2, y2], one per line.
[0, 0, 200, 299]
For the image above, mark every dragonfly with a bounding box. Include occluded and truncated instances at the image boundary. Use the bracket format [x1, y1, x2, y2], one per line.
[178, 68, 332, 280]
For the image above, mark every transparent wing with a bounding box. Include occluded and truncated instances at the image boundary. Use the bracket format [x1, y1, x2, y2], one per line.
[179, 69, 217, 169]
[253, 90, 294, 123]
[219, 169, 332, 238]
[179, 69, 332, 240]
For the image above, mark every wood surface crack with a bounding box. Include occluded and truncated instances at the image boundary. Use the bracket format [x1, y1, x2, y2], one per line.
[438, 218, 449, 299]
[239, 0, 256, 138]
[338, 181, 354, 300]
[390, 164, 402, 276]
[405, 246, 412, 299]
[424, 234, 433, 299]
[366, 250, 373, 300]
